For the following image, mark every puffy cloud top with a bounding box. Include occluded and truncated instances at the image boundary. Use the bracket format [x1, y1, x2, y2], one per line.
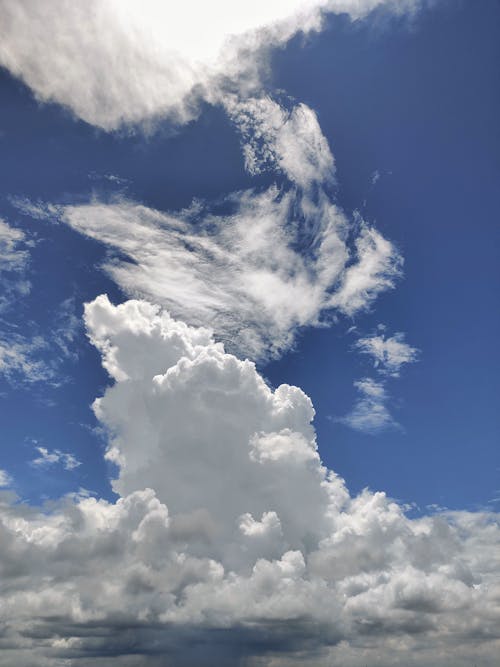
[0, 296, 499, 666]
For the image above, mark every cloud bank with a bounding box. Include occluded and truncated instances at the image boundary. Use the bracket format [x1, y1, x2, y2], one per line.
[0, 295, 498, 667]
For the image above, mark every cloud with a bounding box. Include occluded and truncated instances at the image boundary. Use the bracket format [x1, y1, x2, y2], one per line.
[328, 222, 403, 316]
[336, 377, 397, 433]
[0, 336, 56, 385]
[0, 296, 499, 666]
[0, 219, 29, 273]
[337, 329, 418, 433]
[0, 469, 12, 487]
[0, 0, 425, 132]
[0, 297, 82, 387]
[355, 330, 419, 376]
[25, 97, 402, 360]
[0, 218, 31, 311]
[226, 96, 335, 186]
[31, 446, 81, 471]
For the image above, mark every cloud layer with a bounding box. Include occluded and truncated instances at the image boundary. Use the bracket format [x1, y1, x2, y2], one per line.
[0, 295, 498, 666]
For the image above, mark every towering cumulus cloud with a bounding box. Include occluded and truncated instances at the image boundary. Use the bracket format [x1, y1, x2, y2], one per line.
[0, 296, 499, 666]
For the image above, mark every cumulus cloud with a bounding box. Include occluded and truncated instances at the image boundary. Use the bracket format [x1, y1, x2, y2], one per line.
[31, 446, 81, 471]
[337, 377, 397, 433]
[0, 296, 498, 667]
[355, 329, 419, 376]
[0, 0, 424, 132]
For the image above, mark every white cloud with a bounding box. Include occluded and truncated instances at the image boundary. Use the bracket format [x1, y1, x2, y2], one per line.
[0, 296, 498, 666]
[0, 220, 78, 388]
[337, 330, 418, 433]
[328, 222, 403, 316]
[355, 330, 419, 376]
[0, 469, 12, 487]
[0, 0, 425, 132]
[226, 96, 335, 186]
[0, 218, 31, 311]
[26, 97, 401, 361]
[0, 301, 81, 387]
[0, 219, 29, 273]
[0, 336, 55, 385]
[337, 377, 397, 433]
[31, 446, 81, 471]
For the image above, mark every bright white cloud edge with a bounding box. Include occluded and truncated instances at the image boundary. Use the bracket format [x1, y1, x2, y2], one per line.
[0, 0, 425, 131]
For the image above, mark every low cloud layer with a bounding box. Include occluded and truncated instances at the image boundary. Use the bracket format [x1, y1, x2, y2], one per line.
[0, 295, 498, 667]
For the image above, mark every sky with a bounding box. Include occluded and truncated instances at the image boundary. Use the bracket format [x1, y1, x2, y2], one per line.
[0, 1, 499, 666]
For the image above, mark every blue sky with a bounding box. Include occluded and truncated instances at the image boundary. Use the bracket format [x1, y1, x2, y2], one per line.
[0, 1, 499, 666]
[2, 0, 498, 511]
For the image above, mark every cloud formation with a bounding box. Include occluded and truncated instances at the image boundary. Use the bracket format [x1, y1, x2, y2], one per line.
[0, 0, 424, 131]
[31, 446, 81, 471]
[337, 377, 397, 433]
[0, 295, 498, 666]
[355, 330, 419, 376]
[36, 97, 402, 360]
[0, 335, 55, 385]
[0, 469, 12, 487]
[0, 218, 31, 311]
[0, 297, 81, 387]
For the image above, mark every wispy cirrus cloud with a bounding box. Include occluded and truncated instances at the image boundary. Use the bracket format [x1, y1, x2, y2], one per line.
[0, 335, 55, 385]
[0, 218, 31, 312]
[0, 298, 81, 387]
[24, 97, 402, 360]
